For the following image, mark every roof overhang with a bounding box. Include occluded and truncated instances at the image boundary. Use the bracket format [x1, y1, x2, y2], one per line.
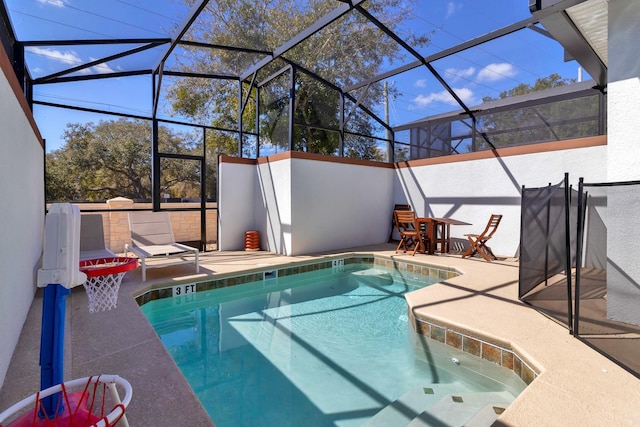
[529, 0, 608, 88]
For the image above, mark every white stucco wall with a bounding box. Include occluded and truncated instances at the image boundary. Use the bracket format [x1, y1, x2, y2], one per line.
[0, 54, 45, 387]
[217, 159, 256, 251]
[257, 158, 292, 255]
[289, 158, 394, 255]
[220, 141, 607, 259]
[396, 144, 607, 258]
[605, 0, 640, 325]
[218, 155, 394, 256]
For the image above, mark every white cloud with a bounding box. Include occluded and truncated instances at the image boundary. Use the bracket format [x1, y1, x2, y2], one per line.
[412, 87, 476, 108]
[414, 79, 427, 88]
[26, 47, 116, 75]
[37, 0, 65, 7]
[88, 58, 116, 74]
[27, 47, 82, 66]
[477, 63, 517, 82]
[443, 66, 475, 81]
[446, 2, 462, 18]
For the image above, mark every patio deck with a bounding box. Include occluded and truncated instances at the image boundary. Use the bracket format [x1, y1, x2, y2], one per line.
[1, 245, 638, 426]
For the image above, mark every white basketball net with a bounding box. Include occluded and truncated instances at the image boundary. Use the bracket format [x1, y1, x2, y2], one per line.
[82, 272, 127, 313]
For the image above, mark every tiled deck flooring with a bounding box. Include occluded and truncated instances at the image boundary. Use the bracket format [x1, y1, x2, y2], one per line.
[1, 245, 639, 426]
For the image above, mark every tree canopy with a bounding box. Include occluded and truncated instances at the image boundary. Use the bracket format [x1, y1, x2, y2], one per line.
[167, 0, 429, 160]
[477, 73, 599, 149]
[46, 119, 204, 202]
[483, 73, 575, 102]
[45, 2, 434, 202]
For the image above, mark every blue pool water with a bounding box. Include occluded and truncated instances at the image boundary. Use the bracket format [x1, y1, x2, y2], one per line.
[141, 263, 525, 427]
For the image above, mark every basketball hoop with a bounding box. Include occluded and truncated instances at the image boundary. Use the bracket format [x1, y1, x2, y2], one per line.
[79, 258, 138, 313]
[0, 375, 132, 427]
[15, 206, 134, 427]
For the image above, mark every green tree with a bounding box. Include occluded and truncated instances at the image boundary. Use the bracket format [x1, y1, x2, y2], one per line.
[46, 119, 202, 202]
[477, 74, 598, 149]
[483, 73, 574, 101]
[167, 0, 429, 160]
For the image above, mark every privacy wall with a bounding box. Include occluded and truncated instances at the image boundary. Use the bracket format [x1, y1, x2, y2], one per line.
[218, 153, 395, 256]
[217, 156, 257, 252]
[0, 44, 45, 387]
[219, 137, 606, 259]
[606, 1, 640, 326]
[394, 137, 607, 257]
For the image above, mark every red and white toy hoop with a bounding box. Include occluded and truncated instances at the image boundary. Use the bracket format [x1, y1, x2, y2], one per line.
[0, 375, 132, 427]
[79, 258, 138, 313]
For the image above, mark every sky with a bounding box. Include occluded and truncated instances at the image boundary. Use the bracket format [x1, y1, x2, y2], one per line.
[4, 0, 588, 152]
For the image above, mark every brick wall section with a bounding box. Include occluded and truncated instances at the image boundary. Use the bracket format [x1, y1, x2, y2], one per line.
[76, 198, 218, 254]
[106, 197, 134, 253]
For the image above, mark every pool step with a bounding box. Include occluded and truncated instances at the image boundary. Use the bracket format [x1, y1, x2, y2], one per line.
[463, 403, 509, 427]
[365, 387, 513, 427]
[361, 385, 460, 427]
[407, 391, 512, 427]
[349, 269, 394, 287]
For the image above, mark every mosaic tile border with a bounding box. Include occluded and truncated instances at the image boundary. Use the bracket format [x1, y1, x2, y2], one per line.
[373, 257, 459, 281]
[134, 254, 458, 306]
[413, 318, 538, 385]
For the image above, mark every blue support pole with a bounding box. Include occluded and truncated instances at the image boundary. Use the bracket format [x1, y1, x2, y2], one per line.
[39, 283, 71, 418]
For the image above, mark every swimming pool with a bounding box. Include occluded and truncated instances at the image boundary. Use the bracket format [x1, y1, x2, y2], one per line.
[140, 261, 526, 426]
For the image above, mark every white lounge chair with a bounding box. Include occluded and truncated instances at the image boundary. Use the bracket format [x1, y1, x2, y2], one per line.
[80, 214, 116, 261]
[125, 211, 200, 281]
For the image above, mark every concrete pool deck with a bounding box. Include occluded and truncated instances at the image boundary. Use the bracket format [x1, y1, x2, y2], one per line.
[1, 245, 638, 426]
